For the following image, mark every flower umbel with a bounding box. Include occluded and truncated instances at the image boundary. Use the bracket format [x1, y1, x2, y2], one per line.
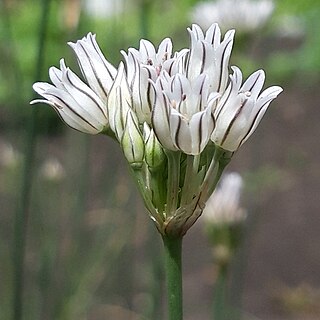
[31, 24, 282, 236]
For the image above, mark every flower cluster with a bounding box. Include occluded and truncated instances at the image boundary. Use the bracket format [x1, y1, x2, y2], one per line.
[32, 24, 282, 236]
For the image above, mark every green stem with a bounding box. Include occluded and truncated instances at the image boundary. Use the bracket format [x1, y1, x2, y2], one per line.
[200, 147, 232, 204]
[165, 151, 181, 218]
[12, 0, 51, 319]
[213, 265, 228, 320]
[131, 168, 163, 227]
[162, 235, 183, 320]
[180, 154, 200, 206]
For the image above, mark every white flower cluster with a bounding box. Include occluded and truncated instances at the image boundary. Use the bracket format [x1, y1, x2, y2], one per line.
[32, 24, 282, 235]
[32, 24, 281, 155]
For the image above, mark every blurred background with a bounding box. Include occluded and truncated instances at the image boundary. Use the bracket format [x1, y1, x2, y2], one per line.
[0, 0, 320, 319]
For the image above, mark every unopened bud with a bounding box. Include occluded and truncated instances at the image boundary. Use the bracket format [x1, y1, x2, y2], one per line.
[121, 110, 144, 169]
[143, 123, 165, 169]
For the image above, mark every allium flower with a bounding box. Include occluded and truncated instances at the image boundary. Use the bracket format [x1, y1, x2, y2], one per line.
[151, 72, 219, 155]
[203, 172, 246, 225]
[191, 0, 274, 34]
[211, 66, 283, 151]
[31, 23, 282, 236]
[122, 37, 188, 124]
[31, 24, 284, 319]
[31, 33, 117, 134]
[150, 24, 234, 155]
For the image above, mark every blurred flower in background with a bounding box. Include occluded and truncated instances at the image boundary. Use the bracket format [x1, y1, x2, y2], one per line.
[40, 157, 65, 182]
[202, 172, 247, 318]
[83, 0, 125, 18]
[191, 0, 274, 34]
[203, 172, 246, 226]
[274, 14, 305, 39]
[0, 141, 21, 169]
[203, 172, 246, 266]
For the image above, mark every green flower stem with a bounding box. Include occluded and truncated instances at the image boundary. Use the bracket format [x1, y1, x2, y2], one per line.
[180, 154, 200, 206]
[200, 147, 231, 204]
[162, 235, 183, 320]
[149, 168, 166, 214]
[213, 265, 228, 320]
[131, 168, 163, 227]
[165, 151, 181, 218]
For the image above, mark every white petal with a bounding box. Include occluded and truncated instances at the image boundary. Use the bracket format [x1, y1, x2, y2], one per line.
[44, 86, 105, 130]
[204, 23, 221, 47]
[238, 86, 283, 148]
[157, 38, 173, 62]
[170, 110, 192, 154]
[31, 87, 101, 134]
[107, 63, 132, 140]
[61, 67, 108, 119]
[241, 69, 265, 100]
[151, 79, 177, 151]
[213, 29, 235, 93]
[49, 66, 64, 89]
[189, 105, 215, 154]
[68, 33, 117, 101]
[139, 39, 156, 62]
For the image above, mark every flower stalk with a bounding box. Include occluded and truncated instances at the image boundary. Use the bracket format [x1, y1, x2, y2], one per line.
[213, 264, 229, 320]
[165, 150, 181, 219]
[162, 235, 183, 320]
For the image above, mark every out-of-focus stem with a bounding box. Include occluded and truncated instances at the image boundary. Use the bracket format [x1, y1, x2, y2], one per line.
[12, 0, 51, 319]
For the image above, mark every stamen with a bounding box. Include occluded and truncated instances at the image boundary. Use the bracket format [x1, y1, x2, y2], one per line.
[156, 65, 162, 76]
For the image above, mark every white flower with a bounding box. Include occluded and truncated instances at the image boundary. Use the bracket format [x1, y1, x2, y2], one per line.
[31, 33, 116, 134]
[31, 23, 283, 236]
[83, 0, 124, 18]
[149, 23, 234, 155]
[122, 38, 188, 124]
[107, 62, 132, 140]
[203, 172, 246, 225]
[68, 33, 117, 102]
[151, 72, 219, 155]
[211, 66, 283, 152]
[191, 0, 274, 34]
[186, 23, 235, 94]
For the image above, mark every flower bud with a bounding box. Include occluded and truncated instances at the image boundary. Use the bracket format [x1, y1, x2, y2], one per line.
[143, 123, 165, 169]
[121, 110, 144, 169]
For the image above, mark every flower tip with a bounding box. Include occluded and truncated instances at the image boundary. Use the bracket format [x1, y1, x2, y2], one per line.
[32, 82, 47, 94]
[273, 86, 284, 96]
[226, 29, 236, 39]
[67, 32, 95, 47]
